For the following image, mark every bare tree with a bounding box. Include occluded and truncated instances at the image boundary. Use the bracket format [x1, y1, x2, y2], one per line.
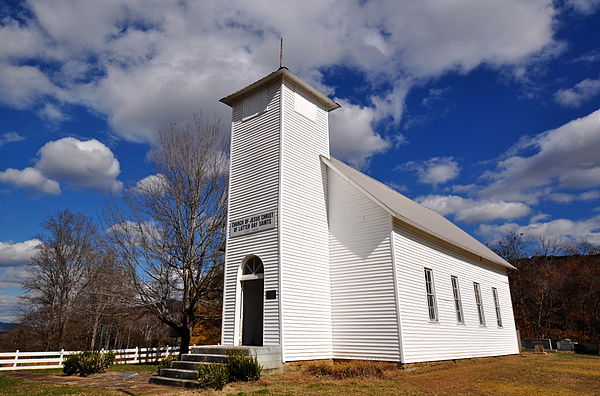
[22, 210, 99, 350]
[106, 114, 228, 355]
[81, 250, 135, 350]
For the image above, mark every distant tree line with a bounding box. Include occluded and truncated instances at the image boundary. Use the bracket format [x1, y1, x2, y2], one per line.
[492, 231, 600, 344]
[0, 114, 227, 354]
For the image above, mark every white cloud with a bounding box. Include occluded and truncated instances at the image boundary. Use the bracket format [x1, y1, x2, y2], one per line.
[402, 157, 461, 186]
[106, 220, 162, 245]
[478, 214, 600, 245]
[329, 100, 390, 168]
[135, 173, 167, 193]
[480, 109, 600, 203]
[36, 137, 122, 192]
[0, 63, 61, 108]
[38, 103, 67, 122]
[530, 213, 550, 223]
[418, 194, 531, 223]
[566, 0, 600, 14]
[0, 266, 31, 289]
[0, 239, 38, 321]
[0, 137, 122, 194]
[0, 132, 25, 148]
[0, 294, 22, 322]
[546, 190, 600, 204]
[0, 167, 61, 195]
[573, 49, 600, 63]
[0, 240, 40, 267]
[0, 0, 559, 164]
[555, 78, 600, 107]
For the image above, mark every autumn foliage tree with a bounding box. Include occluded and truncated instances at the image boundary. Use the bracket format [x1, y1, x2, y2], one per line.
[492, 231, 600, 343]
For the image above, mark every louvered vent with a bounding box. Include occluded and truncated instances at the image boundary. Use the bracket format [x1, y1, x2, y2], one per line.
[243, 88, 268, 120]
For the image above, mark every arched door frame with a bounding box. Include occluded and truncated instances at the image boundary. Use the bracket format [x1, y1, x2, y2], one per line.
[235, 255, 264, 346]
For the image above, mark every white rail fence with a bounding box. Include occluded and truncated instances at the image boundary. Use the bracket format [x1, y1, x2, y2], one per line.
[0, 346, 179, 371]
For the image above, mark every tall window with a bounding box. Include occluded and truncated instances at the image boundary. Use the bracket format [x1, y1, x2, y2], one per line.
[424, 268, 438, 321]
[451, 276, 464, 324]
[492, 287, 503, 327]
[474, 282, 485, 326]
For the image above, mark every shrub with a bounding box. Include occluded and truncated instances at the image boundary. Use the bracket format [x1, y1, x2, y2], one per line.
[226, 350, 263, 382]
[198, 363, 229, 390]
[157, 354, 177, 373]
[307, 360, 386, 379]
[62, 351, 116, 377]
[62, 354, 79, 376]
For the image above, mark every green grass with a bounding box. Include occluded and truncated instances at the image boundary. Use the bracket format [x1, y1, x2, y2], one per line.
[0, 375, 121, 396]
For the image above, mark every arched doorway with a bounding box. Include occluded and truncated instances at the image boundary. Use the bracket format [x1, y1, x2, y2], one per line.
[240, 256, 264, 346]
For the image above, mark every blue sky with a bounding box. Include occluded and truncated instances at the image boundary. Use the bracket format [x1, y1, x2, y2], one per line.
[1, 0, 600, 321]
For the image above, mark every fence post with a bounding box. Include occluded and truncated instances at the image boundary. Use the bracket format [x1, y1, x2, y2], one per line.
[134, 346, 139, 364]
[59, 349, 65, 367]
[13, 350, 19, 368]
[166, 345, 170, 358]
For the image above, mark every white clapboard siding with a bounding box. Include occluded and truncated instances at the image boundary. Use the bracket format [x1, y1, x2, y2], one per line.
[279, 81, 333, 361]
[393, 219, 519, 363]
[222, 82, 281, 346]
[328, 169, 401, 361]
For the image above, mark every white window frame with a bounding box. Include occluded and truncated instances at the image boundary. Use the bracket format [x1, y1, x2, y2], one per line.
[293, 87, 317, 122]
[424, 268, 438, 322]
[240, 256, 265, 281]
[492, 287, 503, 328]
[474, 282, 486, 326]
[451, 276, 465, 324]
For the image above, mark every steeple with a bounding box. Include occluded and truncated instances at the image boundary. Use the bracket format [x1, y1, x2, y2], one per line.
[219, 62, 340, 359]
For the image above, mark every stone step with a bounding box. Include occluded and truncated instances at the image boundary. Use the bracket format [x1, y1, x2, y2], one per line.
[149, 375, 202, 388]
[159, 368, 198, 380]
[181, 353, 228, 363]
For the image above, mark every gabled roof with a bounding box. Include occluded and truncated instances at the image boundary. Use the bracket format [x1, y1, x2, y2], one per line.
[322, 156, 515, 270]
[219, 67, 340, 111]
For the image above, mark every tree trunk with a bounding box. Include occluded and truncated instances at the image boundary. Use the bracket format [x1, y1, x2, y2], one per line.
[90, 314, 100, 350]
[179, 327, 191, 357]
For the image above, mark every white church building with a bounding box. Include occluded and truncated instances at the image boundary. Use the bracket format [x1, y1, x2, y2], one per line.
[219, 67, 519, 364]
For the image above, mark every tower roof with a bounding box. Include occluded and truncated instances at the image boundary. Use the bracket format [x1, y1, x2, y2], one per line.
[219, 67, 340, 112]
[322, 156, 515, 270]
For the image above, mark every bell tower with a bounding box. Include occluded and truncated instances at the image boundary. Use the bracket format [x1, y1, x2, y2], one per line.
[219, 67, 339, 361]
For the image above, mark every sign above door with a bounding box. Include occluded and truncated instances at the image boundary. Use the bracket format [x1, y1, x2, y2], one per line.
[229, 210, 277, 237]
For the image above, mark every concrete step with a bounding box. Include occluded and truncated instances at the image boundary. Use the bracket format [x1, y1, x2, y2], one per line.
[159, 368, 198, 380]
[181, 353, 228, 363]
[171, 360, 227, 370]
[189, 346, 253, 355]
[263, 366, 284, 375]
[171, 360, 203, 370]
[149, 375, 202, 388]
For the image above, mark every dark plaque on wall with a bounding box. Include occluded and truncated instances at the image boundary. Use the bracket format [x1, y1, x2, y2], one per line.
[265, 290, 277, 300]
